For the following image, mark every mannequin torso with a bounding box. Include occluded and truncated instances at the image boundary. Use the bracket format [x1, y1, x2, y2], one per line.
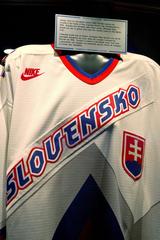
[69, 53, 109, 74]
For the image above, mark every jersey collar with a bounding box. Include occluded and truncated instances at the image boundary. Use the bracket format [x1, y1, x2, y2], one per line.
[51, 44, 120, 85]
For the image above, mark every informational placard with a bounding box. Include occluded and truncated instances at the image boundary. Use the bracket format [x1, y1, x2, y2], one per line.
[55, 14, 128, 54]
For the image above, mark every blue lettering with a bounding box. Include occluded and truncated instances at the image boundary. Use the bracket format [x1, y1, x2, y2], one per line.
[7, 171, 17, 204]
[128, 86, 139, 107]
[63, 119, 80, 147]
[44, 130, 62, 162]
[98, 97, 113, 124]
[29, 149, 45, 176]
[16, 161, 32, 188]
[80, 106, 97, 138]
[114, 90, 128, 115]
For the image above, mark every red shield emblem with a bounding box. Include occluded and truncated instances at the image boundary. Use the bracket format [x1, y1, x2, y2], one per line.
[122, 131, 145, 180]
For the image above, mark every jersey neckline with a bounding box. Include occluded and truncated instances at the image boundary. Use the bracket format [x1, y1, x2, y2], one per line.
[51, 44, 120, 85]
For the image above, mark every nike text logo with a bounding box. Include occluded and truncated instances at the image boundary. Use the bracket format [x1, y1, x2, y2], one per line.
[21, 68, 44, 81]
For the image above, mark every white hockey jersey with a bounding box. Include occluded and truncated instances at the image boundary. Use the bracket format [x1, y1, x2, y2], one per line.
[1, 44, 160, 240]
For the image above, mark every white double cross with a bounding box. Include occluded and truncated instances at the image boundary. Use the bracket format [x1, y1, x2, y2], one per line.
[129, 139, 142, 161]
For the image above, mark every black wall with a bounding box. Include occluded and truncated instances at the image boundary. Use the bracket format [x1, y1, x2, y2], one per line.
[0, 0, 160, 64]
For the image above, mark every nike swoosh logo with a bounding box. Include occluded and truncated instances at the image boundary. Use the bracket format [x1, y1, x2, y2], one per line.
[21, 72, 44, 81]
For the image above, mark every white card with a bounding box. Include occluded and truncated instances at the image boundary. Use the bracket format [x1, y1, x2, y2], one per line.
[55, 14, 128, 54]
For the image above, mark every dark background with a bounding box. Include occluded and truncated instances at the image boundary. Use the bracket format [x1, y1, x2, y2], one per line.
[0, 0, 160, 64]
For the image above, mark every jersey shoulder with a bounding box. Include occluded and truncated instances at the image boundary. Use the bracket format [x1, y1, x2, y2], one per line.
[16, 44, 53, 54]
[123, 52, 160, 69]
[5, 44, 54, 62]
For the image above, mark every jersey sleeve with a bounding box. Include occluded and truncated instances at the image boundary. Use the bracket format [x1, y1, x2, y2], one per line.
[0, 65, 7, 239]
[0, 53, 15, 239]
